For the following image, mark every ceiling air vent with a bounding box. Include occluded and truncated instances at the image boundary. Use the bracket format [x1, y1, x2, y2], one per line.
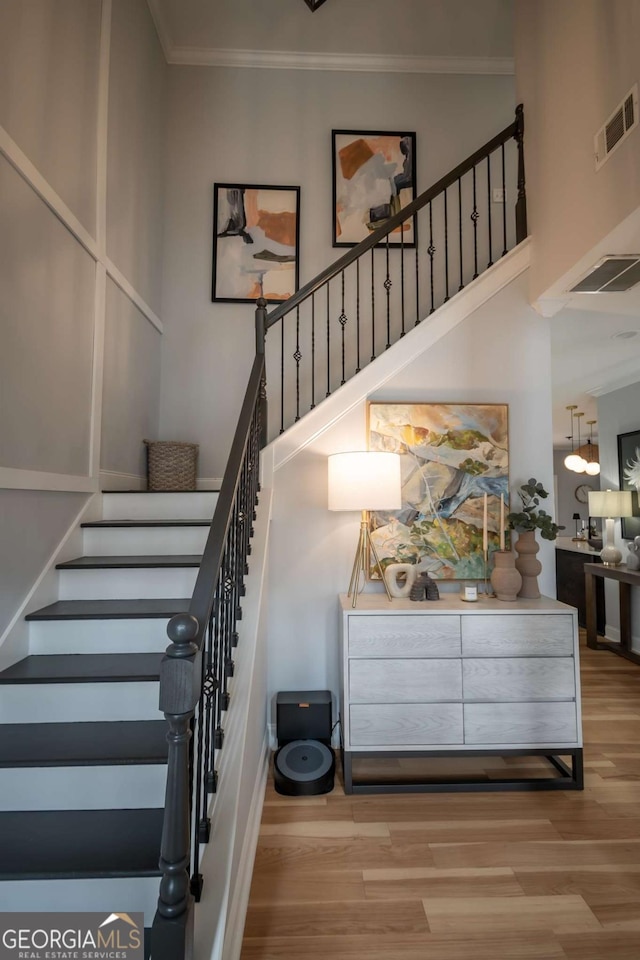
[569, 256, 640, 293]
[595, 84, 638, 170]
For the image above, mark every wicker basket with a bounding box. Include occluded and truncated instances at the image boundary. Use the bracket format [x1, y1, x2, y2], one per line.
[144, 440, 199, 491]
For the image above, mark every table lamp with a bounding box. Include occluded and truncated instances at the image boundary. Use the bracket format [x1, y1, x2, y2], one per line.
[587, 489, 633, 566]
[328, 451, 402, 607]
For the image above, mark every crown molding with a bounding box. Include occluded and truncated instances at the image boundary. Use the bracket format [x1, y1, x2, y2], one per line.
[146, 0, 173, 62]
[163, 46, 514, 75]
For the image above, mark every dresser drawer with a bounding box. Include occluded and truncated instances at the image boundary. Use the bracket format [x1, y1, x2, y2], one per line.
[461, 614, 574, 657]
[464, 701, 578, 745]
[349, 658, 462, 703]
[463, 658, 576, 701]
[350, 702, 463, 746]
[349, 615, 461, 657]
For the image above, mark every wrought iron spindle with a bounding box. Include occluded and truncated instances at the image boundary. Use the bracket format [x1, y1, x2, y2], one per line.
[428, 201, 435, 315]
[339, 270, 347, 385]
[515, 103, 528, 243]
[326, 281, 331, 397]
[371, 246, 376, 361]
[444, 188, 450, 302]
[384, 235, 391, 349]
[310, 293, 316, 409]
[279, 316, 284, 434]
[501, 142, 507, 256]
[486, 153, 494, 268]
[458, 177, 464, 291]
[355, 259, 361, 372]
[471, 164, 479, 279]
[400, 230, 405, 336]
[414, 242, 420, 325]
[294, 306, 301, 422]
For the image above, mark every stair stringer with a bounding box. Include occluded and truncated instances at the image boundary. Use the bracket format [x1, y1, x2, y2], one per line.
[192, 486, 273, 960]
[268, 238, 531, 473]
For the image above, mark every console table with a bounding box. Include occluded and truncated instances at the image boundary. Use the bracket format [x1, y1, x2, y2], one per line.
[339, 594, 583, 794]
[585, 562, 640, 666]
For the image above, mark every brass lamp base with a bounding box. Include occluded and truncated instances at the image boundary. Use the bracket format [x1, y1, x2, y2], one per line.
[348, 511, 393, 607]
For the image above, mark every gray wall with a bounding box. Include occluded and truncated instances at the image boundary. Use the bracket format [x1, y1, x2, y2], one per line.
[159, 65, 516, 480]
[0, 0, 166, 640]
[598, 379, 640, 649]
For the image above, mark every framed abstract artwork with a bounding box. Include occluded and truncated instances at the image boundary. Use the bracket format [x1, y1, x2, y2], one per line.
[367, 402, 510, 580]
[618, 429, 640, 540]
[212, 183, 300, 303]
[332, 130, 417, 247]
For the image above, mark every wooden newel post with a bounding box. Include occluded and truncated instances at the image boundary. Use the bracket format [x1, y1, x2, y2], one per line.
[514, 103, 527, 243]
[255, 298, 268, 448]
[152, 612, 201, 960]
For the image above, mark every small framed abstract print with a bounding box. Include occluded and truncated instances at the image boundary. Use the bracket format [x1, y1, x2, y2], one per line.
[618, 429, 640, 540]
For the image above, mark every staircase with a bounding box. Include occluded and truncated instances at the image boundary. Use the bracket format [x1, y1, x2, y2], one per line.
[0, 491, 216, 922]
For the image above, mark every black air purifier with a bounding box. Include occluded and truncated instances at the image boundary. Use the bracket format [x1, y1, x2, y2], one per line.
[274, 690, 335, 796]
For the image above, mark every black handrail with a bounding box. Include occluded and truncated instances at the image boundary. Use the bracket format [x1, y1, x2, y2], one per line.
[266, 106, 525, 329]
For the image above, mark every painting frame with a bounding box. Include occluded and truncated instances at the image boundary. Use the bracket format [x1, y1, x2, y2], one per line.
[617, 429, 640, 540]
[212, 183, 300, 304]
[332, 130, 417, 248]
[367, 401, 510, 581]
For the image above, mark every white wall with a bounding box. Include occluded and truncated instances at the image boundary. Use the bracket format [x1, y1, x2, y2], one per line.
[515, 0, 640, 304]
[0, 0, 166, 644]
[597, 379, 640, 649]
[159, 64, 515, 481]
[266, 269, 556, 724]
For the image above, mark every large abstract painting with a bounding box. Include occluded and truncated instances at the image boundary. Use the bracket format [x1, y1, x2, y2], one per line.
[212, 184, 300, 303]
[368, 402, 510, 580]
[332, 131, 417, 247]
[618, 429, 640, 540]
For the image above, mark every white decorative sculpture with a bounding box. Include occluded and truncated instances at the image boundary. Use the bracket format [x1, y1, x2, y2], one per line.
[627, 536, 640, 571]
[383, 563, 417, 598]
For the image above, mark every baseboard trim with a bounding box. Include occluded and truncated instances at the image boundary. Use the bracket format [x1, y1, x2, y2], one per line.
[197, 477, 224, 491]
[221, 732, 269, 960]
[99, 470, 146, 491]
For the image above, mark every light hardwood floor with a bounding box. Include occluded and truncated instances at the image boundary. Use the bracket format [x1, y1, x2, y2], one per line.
[241, 635, 640, 959]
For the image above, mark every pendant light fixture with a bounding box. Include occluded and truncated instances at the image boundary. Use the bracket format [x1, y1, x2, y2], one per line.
[584, 420, 601, 476]
[572, 411, 588, 473]
[564, 405, 583, 471]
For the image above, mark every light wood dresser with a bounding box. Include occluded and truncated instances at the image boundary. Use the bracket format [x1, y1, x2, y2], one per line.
[339, 594, 583, 793]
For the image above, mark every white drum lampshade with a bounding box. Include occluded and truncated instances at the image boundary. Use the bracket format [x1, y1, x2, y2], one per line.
[588, 489, 633, 566]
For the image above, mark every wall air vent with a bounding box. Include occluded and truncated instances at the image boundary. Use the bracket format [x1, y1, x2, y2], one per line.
[595, 84, 639, 169]
[569, 256, 640, 293]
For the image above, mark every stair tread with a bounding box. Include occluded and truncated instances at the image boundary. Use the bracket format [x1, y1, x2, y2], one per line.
[0, 653, 164, 684]
[102, 488, 217, 494]
[56, 554, 202, 569]
[0, 808, 163, 879]
[0, 720, 168, 767]
[26, 599, 190, 620]
[82, 519, 211, 527]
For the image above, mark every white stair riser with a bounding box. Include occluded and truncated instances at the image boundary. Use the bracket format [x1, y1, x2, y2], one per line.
[0, 876, 160, 924]
[103, 491, 218, 521]
[0, 764, 167, 811]
[83, 526, 209, 556]
[0, 682, 161, 723]
[29, 619, 171, 655]
[58, 567, 198, 600]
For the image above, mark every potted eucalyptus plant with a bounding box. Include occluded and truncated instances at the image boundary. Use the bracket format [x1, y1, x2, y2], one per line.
[507, 478, 564, 599]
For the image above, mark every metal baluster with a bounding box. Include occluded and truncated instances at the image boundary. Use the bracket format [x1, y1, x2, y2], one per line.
[428, 201, 435, 314]
[414, 239, 420, 325]
[501, 142, 507, 256]
[458, 177, 464, 291]
[213, 578, 223, 750]
[444, 188, 450, 302]
[355, 259, 361, 372]
[400, 229, 405, 336]
[339, 270, 347, 385]
[310, 293, 316, 409]
[515, 103, 528, 243]
[203, 617, 216, 795]
[384, 235, 391, 349]
[294, 305, 301, 422]
[486, 153, 494, 268]
[371, 246, 376, 361]
[190, 663, 205, 897]
[279, 317, 284, 434]
[326, 281, 331, 397]
[471, 165, 479, 279]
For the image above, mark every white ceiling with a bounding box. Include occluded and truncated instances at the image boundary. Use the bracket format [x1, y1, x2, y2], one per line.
[149, 0, 640, 450]
[149, 0, 514, 61]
